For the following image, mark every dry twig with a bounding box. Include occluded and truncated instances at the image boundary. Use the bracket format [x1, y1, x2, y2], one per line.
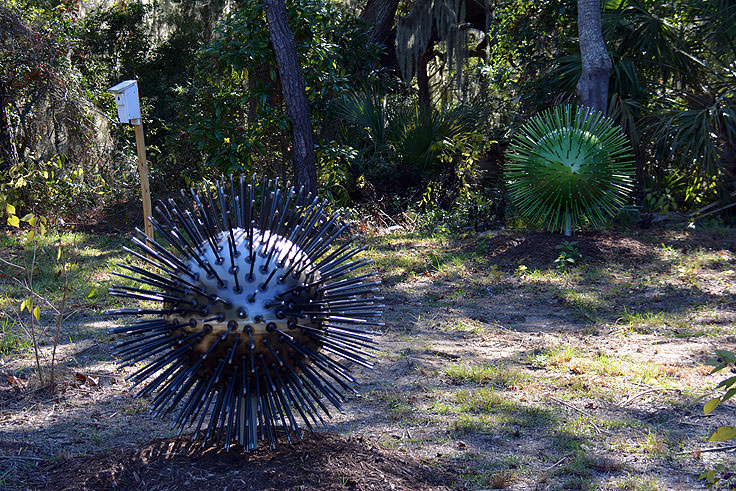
[622, 387, 680, 407]
[676, 445, 736, 455]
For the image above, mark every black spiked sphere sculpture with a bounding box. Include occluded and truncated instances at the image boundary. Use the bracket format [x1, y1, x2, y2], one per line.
[108, 176, 381, 451]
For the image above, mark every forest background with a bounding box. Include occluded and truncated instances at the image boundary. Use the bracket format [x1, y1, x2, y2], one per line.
[1, 0, 734, 230]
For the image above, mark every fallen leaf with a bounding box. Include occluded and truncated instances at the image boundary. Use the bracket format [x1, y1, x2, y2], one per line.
[74, 372, 99, 387]
[6, 375, 23, 386]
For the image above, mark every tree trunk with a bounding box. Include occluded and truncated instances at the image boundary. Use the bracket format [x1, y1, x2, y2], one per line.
[263, 0, 317, 195]
[576, 0, 611, 115]
[417, 47, 432, 107]
[0, 77, 19, 173]
[361, 0, 399, 49]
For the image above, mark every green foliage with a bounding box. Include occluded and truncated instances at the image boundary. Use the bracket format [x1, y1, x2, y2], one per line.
[77, 1, 150, 87]
[76, 1, 211, 192]
[701, 349, 736, 487]
[554, 241, 582, 269]
[491, 0, 736, 215]
[0, 316, 30, 356]
[1, 155, 106, 219]
[506, 105, 635, 234]
[187, 0, 378, 175]
[315, 142, 355, 205]
[335, 85, 497, 224]
[0, 1, 118, 217]
[703, 350, 736, 435]
[488, 0, 577, 109]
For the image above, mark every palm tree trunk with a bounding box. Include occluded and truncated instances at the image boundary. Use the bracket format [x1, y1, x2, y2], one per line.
[576, 0, 611, 114]
[263, 0, 317, 195]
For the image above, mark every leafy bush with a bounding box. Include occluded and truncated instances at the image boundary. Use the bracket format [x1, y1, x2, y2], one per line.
[0, 2, 116, 217]
[335, 85, 501, 225]
[187, 0, 379, 176]
[1, 155, 107, 220]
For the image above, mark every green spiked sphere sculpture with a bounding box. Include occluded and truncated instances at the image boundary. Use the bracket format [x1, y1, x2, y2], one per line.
[506, 105, 635, 235]
[108, 176, 381, 452]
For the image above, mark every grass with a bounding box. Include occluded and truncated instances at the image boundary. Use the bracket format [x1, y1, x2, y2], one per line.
[444, 362, 527, 387]
[445, 320, 486, 334]
[2, 225, 735, 489]
[610, 476, 663, 491]
[612, 429, 672, 456]
[0, 231, 130, 315]
[455, 388, 503, 412]
[529, 345, 579, 368]
[0, 315, 30, 356]
[457, 453, 525, 489]
[561, 288, 606, 318]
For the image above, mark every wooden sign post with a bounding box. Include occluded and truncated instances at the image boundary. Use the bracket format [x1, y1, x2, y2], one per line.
[108, 80, 153, 240]
[132, 123, 153, 240]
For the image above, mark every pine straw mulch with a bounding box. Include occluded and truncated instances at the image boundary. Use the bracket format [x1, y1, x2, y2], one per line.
[19, 433, 458, 491]
[475, 227, 736, 269]
[477, 230, 653, 268]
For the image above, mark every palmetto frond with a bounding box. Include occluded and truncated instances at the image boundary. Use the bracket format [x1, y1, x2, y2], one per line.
[335, 86, 390, 151]
[390, 104, 479, 172]
[506, 105, 635, 235]
[653, 81, 736, 179]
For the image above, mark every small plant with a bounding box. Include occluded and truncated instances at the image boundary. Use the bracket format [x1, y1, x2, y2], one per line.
[700, 349, 736, 488]
[554, 240, 582, 268]
[703, 350, 736, 440]
[506, 105, 635, 236]
[0, 209, 70, 386]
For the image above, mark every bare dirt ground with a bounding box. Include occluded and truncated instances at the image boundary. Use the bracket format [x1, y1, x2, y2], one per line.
[1, 227, 735, 490]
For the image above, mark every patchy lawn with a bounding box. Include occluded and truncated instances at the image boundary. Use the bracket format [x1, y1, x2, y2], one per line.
[1, 226, 735, 490]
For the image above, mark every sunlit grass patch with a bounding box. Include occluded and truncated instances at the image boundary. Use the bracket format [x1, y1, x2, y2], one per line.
[680, 247, 735, 270]
[0, 315, 31, 356]
[366, 251, 426, 280]
[617, 309, 669, 327]
[609, 475, 663, 491]
[530, 345, 680, 389]
[444, 361, 527, 387]
[0, 231, 128, 313]
[612, 429, 672, 456]
[529, 344, 579, 368]
[457, 453, 525, 490]
[518, 267, 577, 284]
[455, 388, 503, 412]
[555, 415, 600, 439]
[561, 288, 606, 315]
[387, 401, 414, 422]
[429, 251, 471, 277]
[427, 400, 458, 415]
[614, 308, 701, 336]
[445, 319, 486, 334]
[581, 355, 669, 385]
